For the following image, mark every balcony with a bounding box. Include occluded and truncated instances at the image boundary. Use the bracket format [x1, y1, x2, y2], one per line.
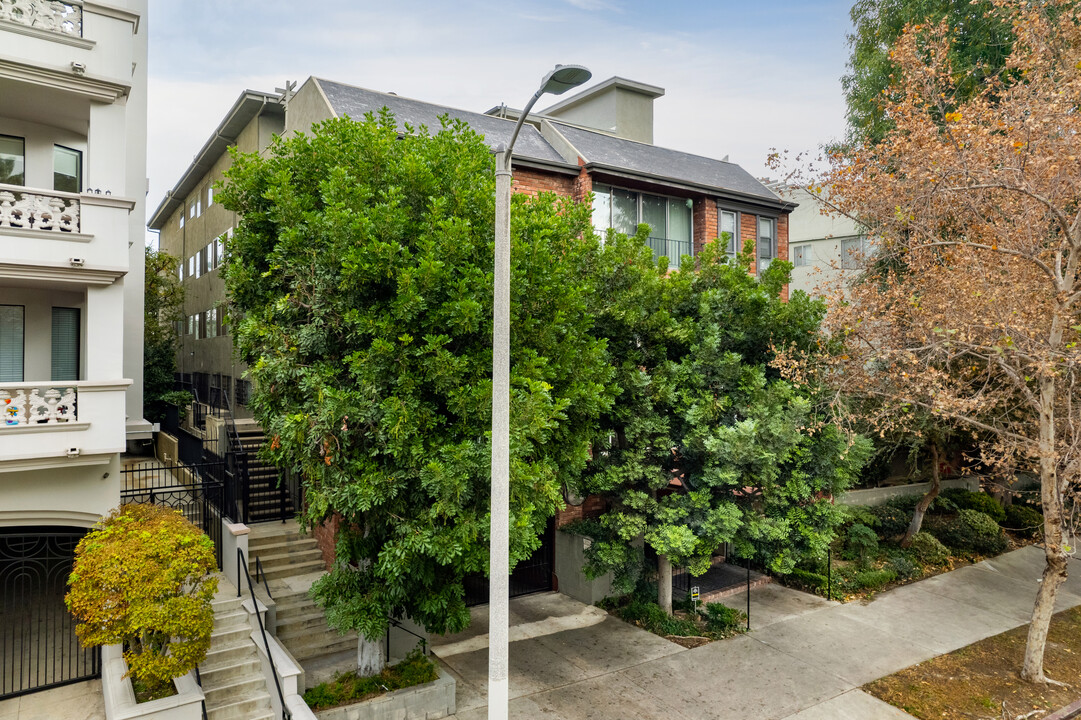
[647, 236, 692, 270]
[0, 379, 129, 468]
[0, 0, 82, 38]
[0, 184, 80, 233]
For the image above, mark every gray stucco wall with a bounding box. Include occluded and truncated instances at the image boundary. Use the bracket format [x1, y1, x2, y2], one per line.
[555, 531, 613, 605]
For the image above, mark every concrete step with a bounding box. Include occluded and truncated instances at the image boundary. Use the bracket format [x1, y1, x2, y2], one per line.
[206, 690, 274, 720]
[282, 631, 358, 661]
[211, 596, 244, 614]
[252, 548, 323, 571]
[204, 676, 268, 707]
[275, 598, 320, 622]
[276, 609, 335, 635]
[212, 609, 250, 631]
[260, 559, 324, 580]
[247, 538, 319, 558]
[248, 527, 309, 546]
[200, 656, 261, 685]
[210, 624, 251, 649]
[204, 640, 255, 668]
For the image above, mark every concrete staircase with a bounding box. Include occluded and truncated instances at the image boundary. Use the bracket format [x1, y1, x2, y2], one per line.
[232, 425, 295, 522]
[248, 522, 325, 581]
[248, 522, 358, 664]
[200, 592, 274, 720]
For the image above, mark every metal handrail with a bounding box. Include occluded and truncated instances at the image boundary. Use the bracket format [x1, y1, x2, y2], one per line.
[193, 665, 209, 720]
[388, 618, 428, 656]
[254, 555, 274, 601]
[237, 548, 291, 720]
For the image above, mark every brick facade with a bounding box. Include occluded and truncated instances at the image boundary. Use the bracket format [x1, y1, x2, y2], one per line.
[573, 159, 592, 203]
[554, 494, 607, 528]
[512, 167, 576, 198]
[312, 512, 341, 571]
[692, 197, 718, 257]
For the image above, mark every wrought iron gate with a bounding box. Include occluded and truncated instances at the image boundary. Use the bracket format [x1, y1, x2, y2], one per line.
[464, 520, 554, 606]
[0, 530, 100, 699]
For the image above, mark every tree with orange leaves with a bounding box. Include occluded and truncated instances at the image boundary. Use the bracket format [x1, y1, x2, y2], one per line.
[782, 0, 1081, 683]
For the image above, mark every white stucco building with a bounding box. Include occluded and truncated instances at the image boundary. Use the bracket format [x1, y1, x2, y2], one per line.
[0, 0, 148, 698]
[779, 185, 870, 298]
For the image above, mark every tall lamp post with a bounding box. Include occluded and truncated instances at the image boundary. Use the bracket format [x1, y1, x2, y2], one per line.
[489, 63, 591, 720]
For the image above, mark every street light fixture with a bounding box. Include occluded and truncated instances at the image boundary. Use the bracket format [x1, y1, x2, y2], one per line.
[489, 63, 591, 720]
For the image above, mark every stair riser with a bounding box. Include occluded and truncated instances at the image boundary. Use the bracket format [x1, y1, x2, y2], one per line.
[261, 561, 324, 580]
[204, 679, 266, 706]
[252, 551, 323, 572]
[207, 696, 273, 720]
[277, 614, 336, 635]
[289, 636, 358, 661]
[204, 643, 255, 667]
[201, 659, 261, 684]
[210, 627, 251, 648]
[275, 602, 319, 622]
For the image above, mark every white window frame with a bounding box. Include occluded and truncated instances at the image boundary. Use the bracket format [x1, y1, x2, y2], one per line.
[792, 243, 811, 267]
[717, 207, 741, 258]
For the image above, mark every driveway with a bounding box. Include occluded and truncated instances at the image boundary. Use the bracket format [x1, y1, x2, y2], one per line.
[436, 545, 1081, 719]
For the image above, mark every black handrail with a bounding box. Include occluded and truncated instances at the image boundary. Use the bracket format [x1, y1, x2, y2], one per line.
[254, 555, 274, 601]
[387, 618, 428, 656]
[193, 665, 209, 720]
[237, 548, 291, 720]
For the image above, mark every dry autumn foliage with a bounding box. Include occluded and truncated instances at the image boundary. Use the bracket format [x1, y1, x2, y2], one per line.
[65, 504, 218, 695]
[778, 0, 1081, 684]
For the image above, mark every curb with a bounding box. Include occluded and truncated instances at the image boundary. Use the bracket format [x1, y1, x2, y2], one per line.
[1046, 698, 1081, 720]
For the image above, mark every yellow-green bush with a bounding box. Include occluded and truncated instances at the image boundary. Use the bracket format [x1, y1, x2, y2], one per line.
[65, 504, 218, 697]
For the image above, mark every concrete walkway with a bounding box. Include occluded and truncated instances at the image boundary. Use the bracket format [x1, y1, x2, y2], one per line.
[436, 545, 1081, 719]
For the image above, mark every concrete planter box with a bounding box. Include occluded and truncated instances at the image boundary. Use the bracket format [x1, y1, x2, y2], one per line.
[101, 645, 205, 720]
[313, 667, 455, 720]
[555, 530, 613, 605]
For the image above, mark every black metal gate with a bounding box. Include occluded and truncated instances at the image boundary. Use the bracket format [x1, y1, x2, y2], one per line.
[0, 529, 100, 699]
[464, 520, 554, 606]
[120, 460, 226, 568]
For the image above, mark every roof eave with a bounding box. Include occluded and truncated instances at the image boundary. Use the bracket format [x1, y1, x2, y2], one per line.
[585, 163, 793, 211]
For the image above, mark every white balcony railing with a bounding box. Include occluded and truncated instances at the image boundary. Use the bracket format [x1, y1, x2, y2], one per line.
[0, 0, 82, 37]
[0, 185, 80, 233]
[1, 384, 77, 426]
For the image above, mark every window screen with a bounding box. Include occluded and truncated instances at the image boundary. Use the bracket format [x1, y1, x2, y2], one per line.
[0, 305, 24, 382]
[51, 307, 80, 381]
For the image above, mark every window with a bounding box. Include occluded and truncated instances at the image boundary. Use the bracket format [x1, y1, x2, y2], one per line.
[187, 315, 194, 335]
[53, 146, 81, 193]
[206, 186, 214, 208]
[199, 246, 208, 275]
[214, 235, 225, 267]
[792, 244, 811, 267]
[719, 208, 740, 258]
[236, 379, 251, 407]
[0, 305, 24, 383]
[592, 184, 694, 268]
[198, 312, 207, 339]
[188, 255, 196, 279]
[179, 212, 185, 229]
[189, 201, 197, 219]
[0, 135, 25, 186]
[178, 261, 184, 282]
[51, 307, 80, 381]
[842, 236, 871, 269]
[757, 216, 776, 274]
[196, 198, 202, 217]
[206, 308, 217, 338]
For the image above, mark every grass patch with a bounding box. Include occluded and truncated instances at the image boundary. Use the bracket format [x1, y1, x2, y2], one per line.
[302, 650, 437, 712]
[864, 605, 1081, 719]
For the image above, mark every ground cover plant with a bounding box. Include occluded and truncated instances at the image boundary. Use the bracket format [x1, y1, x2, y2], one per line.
[780, 490, 1035, 600]
[65, 504, 218, 702]
[865, 606, 1081, 719]
[302, 650, 437, 712]
[597, 579, 746, 646]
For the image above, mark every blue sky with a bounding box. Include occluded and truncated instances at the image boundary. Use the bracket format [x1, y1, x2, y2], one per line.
[146, 0, 855, 216]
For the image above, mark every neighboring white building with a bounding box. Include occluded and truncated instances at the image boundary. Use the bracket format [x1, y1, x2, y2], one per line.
[0, 0, 148, 698]
[780, 185, 870, 297]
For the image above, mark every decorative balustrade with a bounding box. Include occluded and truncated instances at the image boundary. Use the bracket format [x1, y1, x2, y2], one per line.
[0, 0, 82, 37]
[0, 186, 80, 233]
[1, 385, 78, 426]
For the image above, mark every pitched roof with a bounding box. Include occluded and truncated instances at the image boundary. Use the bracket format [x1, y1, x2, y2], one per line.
[314, 78, 573, 170]
[551, 122, 784, 206]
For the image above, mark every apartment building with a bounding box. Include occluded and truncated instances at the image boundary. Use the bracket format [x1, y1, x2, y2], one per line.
[0, 0, 148, 698]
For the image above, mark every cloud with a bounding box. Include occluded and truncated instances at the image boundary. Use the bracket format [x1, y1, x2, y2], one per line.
[561, 0, 621, 11]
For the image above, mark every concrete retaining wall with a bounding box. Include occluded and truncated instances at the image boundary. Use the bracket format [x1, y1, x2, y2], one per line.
[840, 476, 980, 506]
[554, 531, 613, 605]
[314, 667, 455, 720]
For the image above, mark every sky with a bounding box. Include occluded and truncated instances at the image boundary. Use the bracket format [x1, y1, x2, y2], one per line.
[145, 0, 856, 225]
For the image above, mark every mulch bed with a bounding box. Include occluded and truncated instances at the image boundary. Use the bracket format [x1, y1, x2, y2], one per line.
[864, 605, 1081, 719]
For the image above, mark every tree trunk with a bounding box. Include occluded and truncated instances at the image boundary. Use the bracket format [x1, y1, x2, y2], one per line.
[357, 634, 386, 677]
[901, 442, 942, 548]
[1020, 374, 1070, 683]
[657, 554, 673, 615]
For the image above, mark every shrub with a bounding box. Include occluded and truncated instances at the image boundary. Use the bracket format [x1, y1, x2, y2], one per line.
[303, 650, 437, 711]
[1003, 504, 1043, 538]
[885, 550, 921, 580]
[789, 568, 828, 591]
[869, 503, 912, 537]
[703, 603, 744, 633]
[65, 504, 218, 697]
[842, 567, 898, 592]
[930, 509, 1009, 555]
[844, 523, 880, 567]
[615, 598, 700, 637]
[942, 489, 1006, 523]
[909, 531, 950, 566]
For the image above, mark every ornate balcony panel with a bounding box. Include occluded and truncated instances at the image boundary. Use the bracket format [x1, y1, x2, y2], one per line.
[0, 0, 82, 37]
[1, 385, 77, 426]
[0, 187, 80, 233]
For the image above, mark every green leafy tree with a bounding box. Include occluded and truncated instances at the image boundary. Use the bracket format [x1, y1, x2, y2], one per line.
[143, 247, 190, 422]
[65, 504, 218, 698]
[217, 113, 613, 657]
[581, 237, 871, 613]
[843, 0, 1013, 145]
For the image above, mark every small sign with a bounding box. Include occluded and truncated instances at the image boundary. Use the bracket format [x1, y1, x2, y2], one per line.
[691, 585, 700, 613]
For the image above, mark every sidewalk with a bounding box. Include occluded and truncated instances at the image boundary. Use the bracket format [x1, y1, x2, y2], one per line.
[442, 544, 1081, 719]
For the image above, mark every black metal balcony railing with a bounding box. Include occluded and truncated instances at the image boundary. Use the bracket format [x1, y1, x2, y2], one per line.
[647, 236, 692, 269]
[0, 1, 83, 37]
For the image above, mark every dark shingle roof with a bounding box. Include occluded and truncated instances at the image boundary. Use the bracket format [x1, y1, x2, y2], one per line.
[552, 122, 781, 204]
[316, 78, 571, 168]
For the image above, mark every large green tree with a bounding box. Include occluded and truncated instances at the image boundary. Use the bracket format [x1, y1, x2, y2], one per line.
[143, 246, 189, 423]
[217, 113, 613, 654]
[580, 236, 871, 613]
[843, 0, 1013, 145]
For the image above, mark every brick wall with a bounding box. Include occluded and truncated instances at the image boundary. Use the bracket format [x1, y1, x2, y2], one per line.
[777, 212, 790, 301]
[692, 198, 718, 257]
[555, 494, 607, 528]
[311, 512, 340, 571]
[573, 159, 592, 203]
[512, 168, 575, 198]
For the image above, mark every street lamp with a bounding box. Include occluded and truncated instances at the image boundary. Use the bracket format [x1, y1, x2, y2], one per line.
[489, 63, 591, 720]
